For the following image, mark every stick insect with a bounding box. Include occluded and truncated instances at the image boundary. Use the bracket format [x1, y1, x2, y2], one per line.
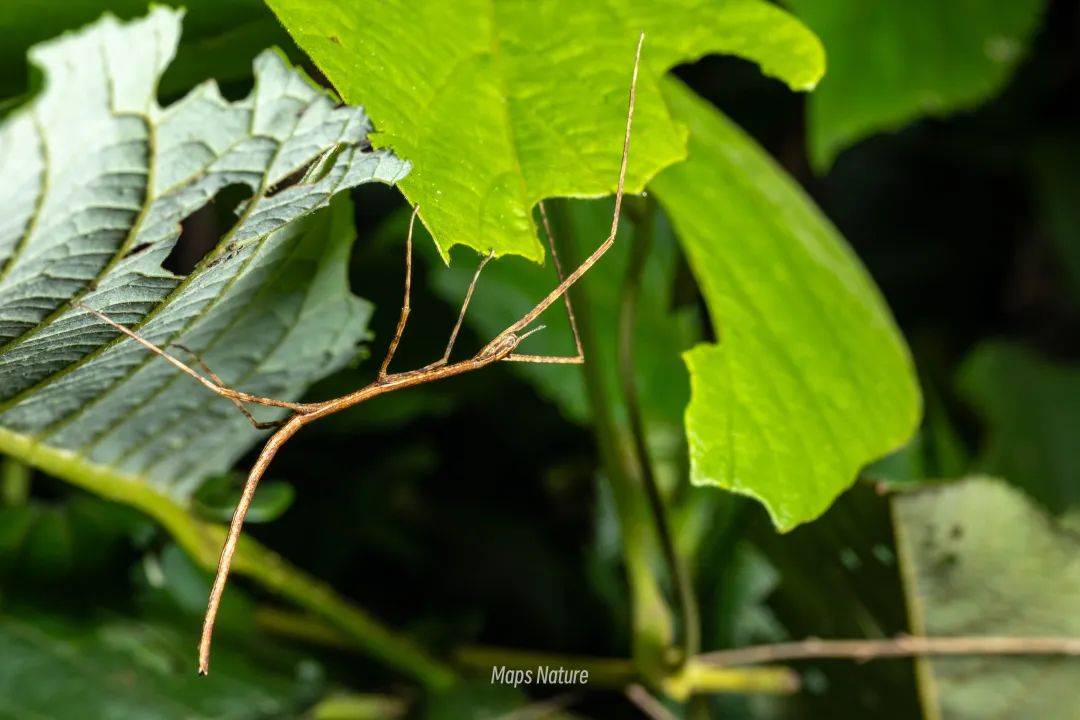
[80, 32, 643, 675]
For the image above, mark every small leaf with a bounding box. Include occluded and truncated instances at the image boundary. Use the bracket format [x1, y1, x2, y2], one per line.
[650, 79, 921, 530]
[787, 0, 1047, 169]
[894, 477, 1080, 720]
[193, 473, 295, 524]
[265, 0, 824, 260]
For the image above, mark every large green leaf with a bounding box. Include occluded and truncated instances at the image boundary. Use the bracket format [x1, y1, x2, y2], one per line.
[264, 0, 825, 261]
[787, 0, 1047, 170]
[0, 7, 406, 500]
[957, 342, 1080, 511]
[650, 79, 921, 530]
[0, 606, 323, 719]
[894, 477, 1080, 720]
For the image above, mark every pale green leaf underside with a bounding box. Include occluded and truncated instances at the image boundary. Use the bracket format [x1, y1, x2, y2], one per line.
[0, 8, 408, 501]
[894, 477, 1080, 720]
[264, 0, 824, 261]
[651, 79, 920, 531]
[788, 0, 1046, 170]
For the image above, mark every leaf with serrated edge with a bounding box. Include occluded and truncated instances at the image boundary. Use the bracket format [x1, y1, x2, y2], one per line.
[651, 79, 920, 531]
[264, 0, 824, 261]
[0, 7, 408, 500]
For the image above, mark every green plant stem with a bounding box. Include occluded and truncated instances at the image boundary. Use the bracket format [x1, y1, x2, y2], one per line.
[456, 646, 639, 686]
[254, 607, 798, 698]
[547, 200, 674, 684]
[618, 196, 701, 661]
[455, 645, 798, 698]
[0, 426, 455, 691]
[254, 606, 355, 650]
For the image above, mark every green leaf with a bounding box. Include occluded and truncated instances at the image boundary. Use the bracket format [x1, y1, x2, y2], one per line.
[894, 477, 1080, 720]
[0, 7, 407, 502]
[787, 0, 1047, 170]
[264, 0, 824, 261]
[957, 342, 1080, 511]
[0, 605, 324, 718]
[650, 79, 921, 531]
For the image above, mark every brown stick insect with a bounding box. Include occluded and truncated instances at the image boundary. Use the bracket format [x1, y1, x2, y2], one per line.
[81, 33, 644, 675]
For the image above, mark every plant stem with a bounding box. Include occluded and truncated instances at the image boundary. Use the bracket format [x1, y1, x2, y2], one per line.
[546, 200, 674, 683]
[454, 645, 797, 697]
[254, 606, 355, 650]
[456, 646, 639, 687]
[618, 196, 701, 661]
[696, 636, 1080, 666]
[0, 425, 455, 691]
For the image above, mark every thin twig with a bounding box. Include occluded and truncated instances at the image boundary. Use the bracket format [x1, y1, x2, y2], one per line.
[697, 636, 1080, 667]
[625, 684, 679, 720]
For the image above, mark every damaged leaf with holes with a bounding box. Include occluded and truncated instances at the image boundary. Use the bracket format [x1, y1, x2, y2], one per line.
[0, 7, 408, 500]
